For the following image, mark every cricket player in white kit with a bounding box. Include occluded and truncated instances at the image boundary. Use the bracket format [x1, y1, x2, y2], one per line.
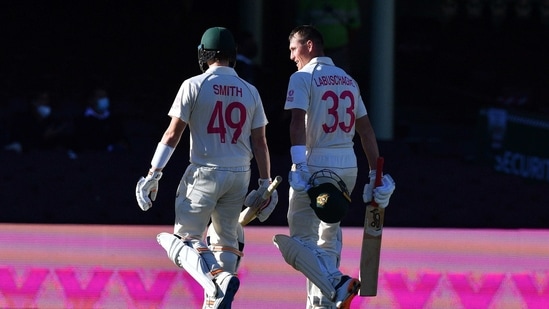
[273, 25, 395, 309]
[135, 26, 277, 309]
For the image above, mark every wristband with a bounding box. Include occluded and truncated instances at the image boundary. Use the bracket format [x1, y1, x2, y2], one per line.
[151, 143, 175, 169]
[290, 145, 307, 164]
[147, 170, 163, 179]
[258, 178, 272, 187]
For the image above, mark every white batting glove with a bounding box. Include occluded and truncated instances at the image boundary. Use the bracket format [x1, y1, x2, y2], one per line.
[373, 174, 395, 208]
[135, 170, 162, 211]
[244, 178, 272, 209]
[289, 145, 310, 191]
[256, 190, 278, 222]
[363, 170, 377, 204]
[289, 163, 311, 191]
[363, 171, 395, 208]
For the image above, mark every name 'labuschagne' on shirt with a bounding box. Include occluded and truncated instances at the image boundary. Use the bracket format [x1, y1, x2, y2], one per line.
[314, 75, 356, 87]
[213, 84, 243, 97]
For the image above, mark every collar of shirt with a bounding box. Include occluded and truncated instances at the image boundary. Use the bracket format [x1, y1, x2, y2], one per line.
[205, 66, 238, 75]
[303, 56, 335, 68]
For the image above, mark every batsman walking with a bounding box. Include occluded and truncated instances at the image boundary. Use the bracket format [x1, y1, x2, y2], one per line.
[273, 25, 395, 309]
[135, 26, 277, 309]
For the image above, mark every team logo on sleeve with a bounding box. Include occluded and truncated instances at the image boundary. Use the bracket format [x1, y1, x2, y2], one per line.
[286, 89, 294, 102]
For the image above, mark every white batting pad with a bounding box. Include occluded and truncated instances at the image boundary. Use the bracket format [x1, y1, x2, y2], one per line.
[273, 234, 336, 300]
[156, 232, 217, 295]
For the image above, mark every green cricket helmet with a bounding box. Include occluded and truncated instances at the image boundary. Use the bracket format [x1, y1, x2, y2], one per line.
[198, 27, 237, 72]
[307, 169, 352, 223]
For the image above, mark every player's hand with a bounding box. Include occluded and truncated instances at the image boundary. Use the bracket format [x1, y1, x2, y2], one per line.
[363, 169, 377, 205]
[363, 171, 395, 208]
[244, 178, 272, 210]
[373, 174, 395, 208]
[289, 163, 311, 191]
[257, 189, 278, 222]
[135, 170, 162, 211]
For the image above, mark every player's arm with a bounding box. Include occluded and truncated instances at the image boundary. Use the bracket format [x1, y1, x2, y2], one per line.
[355, 114, 395, 208]
[135, 116, 187, 211]
[153, 116, 187, 169]
[250, 125, 270, 180]
[244, 125, 278, 223]
[289, 108, 306, 146]
[288, 108, 310, 191]
[355, 115, 379, 170]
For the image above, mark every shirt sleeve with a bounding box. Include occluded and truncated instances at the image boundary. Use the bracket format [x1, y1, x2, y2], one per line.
[251, 90, 268, 129]
[284, 72, 310, 111]
[356, 93, 367, 118]
[168, 79, 197, 122]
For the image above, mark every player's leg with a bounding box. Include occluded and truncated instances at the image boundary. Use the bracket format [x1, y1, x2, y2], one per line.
[307, 279, 333, 309]
[288, 186, 326, 306]
[317, 167, 360, 308]
[208, 168, 247, 273]
[307, 152, 361, 308]
[286, 224, 358, 309]
[208, 168, 248, 273]
[287, 186, 320, 243]
[282, 169, 338, 301]
[202, 167, 249, 308]
[315, 225, 360, 309]
[158, 165, 238, 306]
[305, 223, 341, 309]
[207, 223, 245, 273]
[204, 223, 244, 309]
[274, 234, 340, 301]
[157, 232, 221, 295]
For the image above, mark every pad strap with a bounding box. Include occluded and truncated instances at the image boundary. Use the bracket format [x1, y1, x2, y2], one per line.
[209, 245, 244, 257]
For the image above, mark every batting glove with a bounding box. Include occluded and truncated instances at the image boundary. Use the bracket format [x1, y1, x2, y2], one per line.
[256, 189, 278, 222]
[136, 170, 162, 211]
[373, 174, 395, 208]
[363, 170, 377, 204]
[289, 163, 311, 191]
[244, 178, 273, 210]
[363, 171, 395, 208]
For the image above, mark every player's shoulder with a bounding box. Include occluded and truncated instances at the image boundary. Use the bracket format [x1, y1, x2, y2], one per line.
[289, 69, 314, 84]
[235, 76, 256, 89]
[183, 72, 206, 87]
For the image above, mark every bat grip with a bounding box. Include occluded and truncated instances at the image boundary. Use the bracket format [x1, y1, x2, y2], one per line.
[372, 157, 384, 207]
[261, 175, 282, 199]
[240, 176, 283, 226]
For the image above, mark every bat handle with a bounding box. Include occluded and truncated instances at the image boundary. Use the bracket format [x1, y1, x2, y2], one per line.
[261, 175, 283, 199]
[240, 175, 283, 226]
[372, 157, 384, 207]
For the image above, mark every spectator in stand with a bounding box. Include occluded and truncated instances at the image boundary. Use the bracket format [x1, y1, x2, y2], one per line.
[70, 87, 128, 155]
[235, 30, 259, 84]
[3, 91, 71, 154]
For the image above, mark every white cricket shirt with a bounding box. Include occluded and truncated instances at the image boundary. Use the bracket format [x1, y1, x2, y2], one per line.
[284, 57, 367, 149]
[168, 66, 268, 167]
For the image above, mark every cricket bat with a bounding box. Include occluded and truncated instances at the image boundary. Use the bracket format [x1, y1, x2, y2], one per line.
[239, 175, 282, 226]
[359, 157, 384, 296]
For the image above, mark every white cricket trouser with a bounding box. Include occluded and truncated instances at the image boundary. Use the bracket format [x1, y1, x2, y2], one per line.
[174, 163, 250, 274]
[287, 147, 358, 308]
